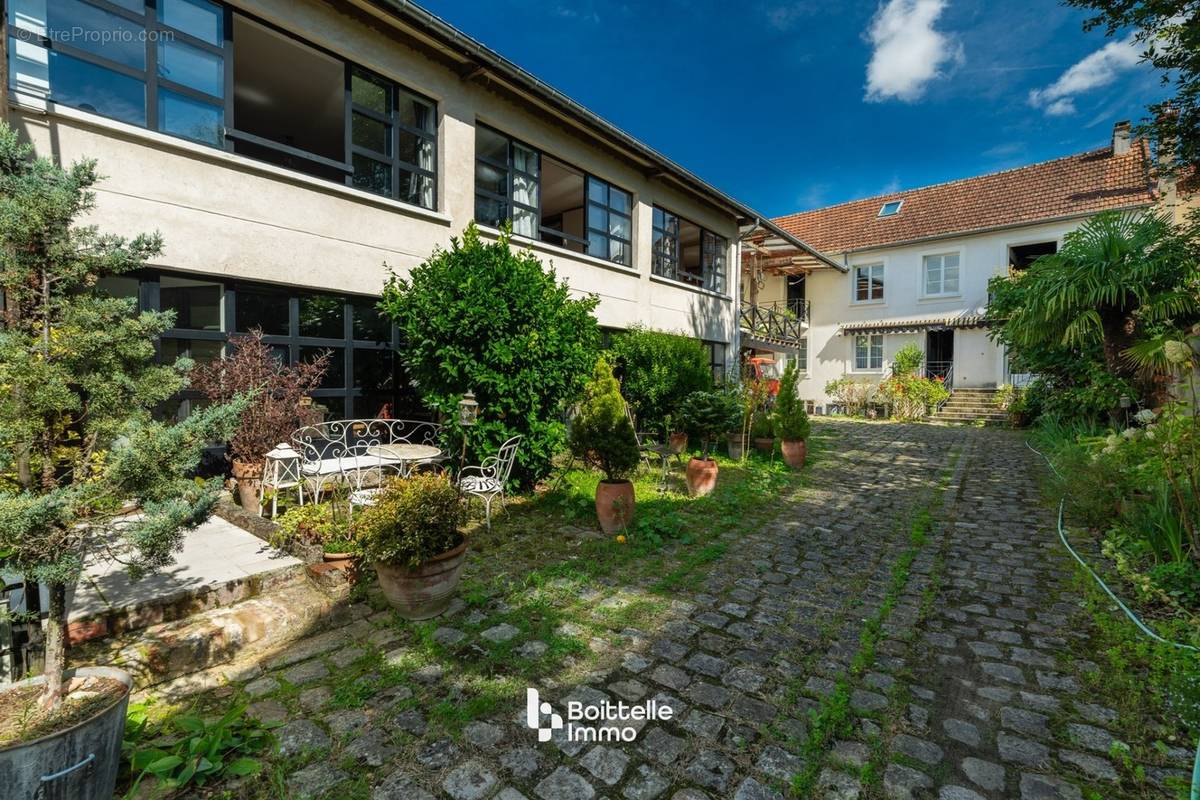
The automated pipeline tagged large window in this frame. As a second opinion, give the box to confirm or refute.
[853,263,884,303]
[474,125,632,266]
[923,252,960,296]
[854,334,884,371]
[703,340,727,382]
[8,0,437,210]
[652,207,726,293]
[95,270,419,420]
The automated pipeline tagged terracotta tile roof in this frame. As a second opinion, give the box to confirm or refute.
[772,141,1156,256]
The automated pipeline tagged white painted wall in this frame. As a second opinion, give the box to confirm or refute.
[6,0,739,364]
[753,219,1088,404]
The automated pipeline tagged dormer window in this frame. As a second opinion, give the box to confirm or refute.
[878,200,903,217]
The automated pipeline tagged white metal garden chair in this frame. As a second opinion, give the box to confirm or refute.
[338,442,407,522]
[457,435,522,531]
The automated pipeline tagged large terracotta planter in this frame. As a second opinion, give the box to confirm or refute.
[0,666,132,800]
[375,538,468,620]
[726,434,745,460]
[595,479,635,534]
[686,457,718,497]
[780,439,807,469]
[753,437,775,454]
[231,459,263,511]
[668,432,689,454]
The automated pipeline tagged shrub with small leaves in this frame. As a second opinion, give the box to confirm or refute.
[569,358,641,481]
[773,361,811,440]
[355,473,466,567]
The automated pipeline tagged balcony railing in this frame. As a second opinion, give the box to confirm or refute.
[740,299,809,346]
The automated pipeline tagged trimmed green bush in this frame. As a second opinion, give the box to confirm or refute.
[608,326,713,431]
[380,224,600,488]
[679,390,740,458]
[355,474,466,568]
[773,361,811,440]
[570,358,641,481]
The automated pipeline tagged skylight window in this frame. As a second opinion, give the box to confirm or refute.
[878,200,903,217]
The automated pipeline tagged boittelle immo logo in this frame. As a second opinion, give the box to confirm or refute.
[525,687,674,744]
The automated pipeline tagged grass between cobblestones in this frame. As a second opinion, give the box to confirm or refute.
[143,430,842,800]
[790,446,961,798]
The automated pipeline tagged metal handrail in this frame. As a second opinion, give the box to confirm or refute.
[931,364,955,413]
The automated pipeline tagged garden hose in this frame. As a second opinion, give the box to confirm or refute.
[1026,441,1199,800]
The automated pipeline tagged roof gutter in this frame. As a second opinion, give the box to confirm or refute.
[369,1,840,263]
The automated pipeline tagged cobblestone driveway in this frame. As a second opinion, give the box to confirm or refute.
[231,422,1190,799]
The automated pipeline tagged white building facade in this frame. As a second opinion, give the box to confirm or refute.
[4,0,810,417]
[744,123,1161,408]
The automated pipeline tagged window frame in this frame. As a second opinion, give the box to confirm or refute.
[9,0,440,211]
[702,340,727,382]
[796,337,808,372]
[851,262,885,304]
[651,205,728,294]
[473,123,633,267]
[853,333,884,372]
[922,251,961,297]
[112,269,414,420]
[347,66,438,210]
[585,176,633,267]
[878,200,903,217]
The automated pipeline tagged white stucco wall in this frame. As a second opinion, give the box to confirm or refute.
[6,0,739,360]
[752,219,1089,405]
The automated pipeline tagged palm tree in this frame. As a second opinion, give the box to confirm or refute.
[993,211,1198,391]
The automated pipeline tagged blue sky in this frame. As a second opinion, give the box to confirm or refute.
[418,0,1166,218]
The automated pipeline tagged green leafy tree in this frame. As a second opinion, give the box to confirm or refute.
[0,123,242,707]
[773,361,811,440]
[891,343,925,376]
[608,326,713,431]
[678,390,740,459]
[380,224,600,487]
[988,211,1199,413]
[570,358,641,482]
[1066,0,1200,185]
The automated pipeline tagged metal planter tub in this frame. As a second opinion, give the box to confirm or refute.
[0,666,132,800]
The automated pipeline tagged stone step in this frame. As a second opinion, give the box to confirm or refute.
[78,567,355,693]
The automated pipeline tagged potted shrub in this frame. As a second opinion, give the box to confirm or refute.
[272,503,357,571]
[192,331,328,510]
[750,412,775,454]
[355,473,468,619]
[570,359,642,534]
[0,125,243,799]
[773,361,811,469]
[664,415,689,455]
[678,390,740,497]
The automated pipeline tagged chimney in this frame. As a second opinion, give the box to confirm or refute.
[1112,120,1131,155]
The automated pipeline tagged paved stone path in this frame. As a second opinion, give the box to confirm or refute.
[225,422,1190,799]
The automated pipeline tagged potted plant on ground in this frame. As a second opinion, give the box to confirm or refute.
[773,361,811,469]
[664,415,689,455]
[0,124,243,799]
[355,473,468,619]
[678,390,741,497]
[751,412,775,454]
[271,502,358,572]
[191,331,328,510]
[570,359,641,534]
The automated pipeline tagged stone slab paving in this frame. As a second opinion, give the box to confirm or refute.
[212,422,1187,799]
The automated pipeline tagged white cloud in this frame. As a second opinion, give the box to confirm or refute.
[1028,36,1141,115]
[864,0,963,103]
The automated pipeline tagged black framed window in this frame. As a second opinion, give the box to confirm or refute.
[349,68,436,209]
[586,177,632,267]
[94,270,417,420]
[474,124,632,266]
[703,340,727,382]
[653,206,726,293]
[8,0,438,210]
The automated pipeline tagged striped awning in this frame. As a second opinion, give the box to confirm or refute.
[838,313,988,336]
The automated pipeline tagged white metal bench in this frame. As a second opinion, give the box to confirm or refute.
[292,419,444,502]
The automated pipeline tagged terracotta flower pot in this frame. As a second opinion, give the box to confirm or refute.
[726,434,745,460]
[780,439,807,469]
[324,551,359,580]
[753,437,775,454]
[231,459,263,510]
[595,479,635,534]
[374,538,468,620]
[686,457,719,497]
[668,432,689,454]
